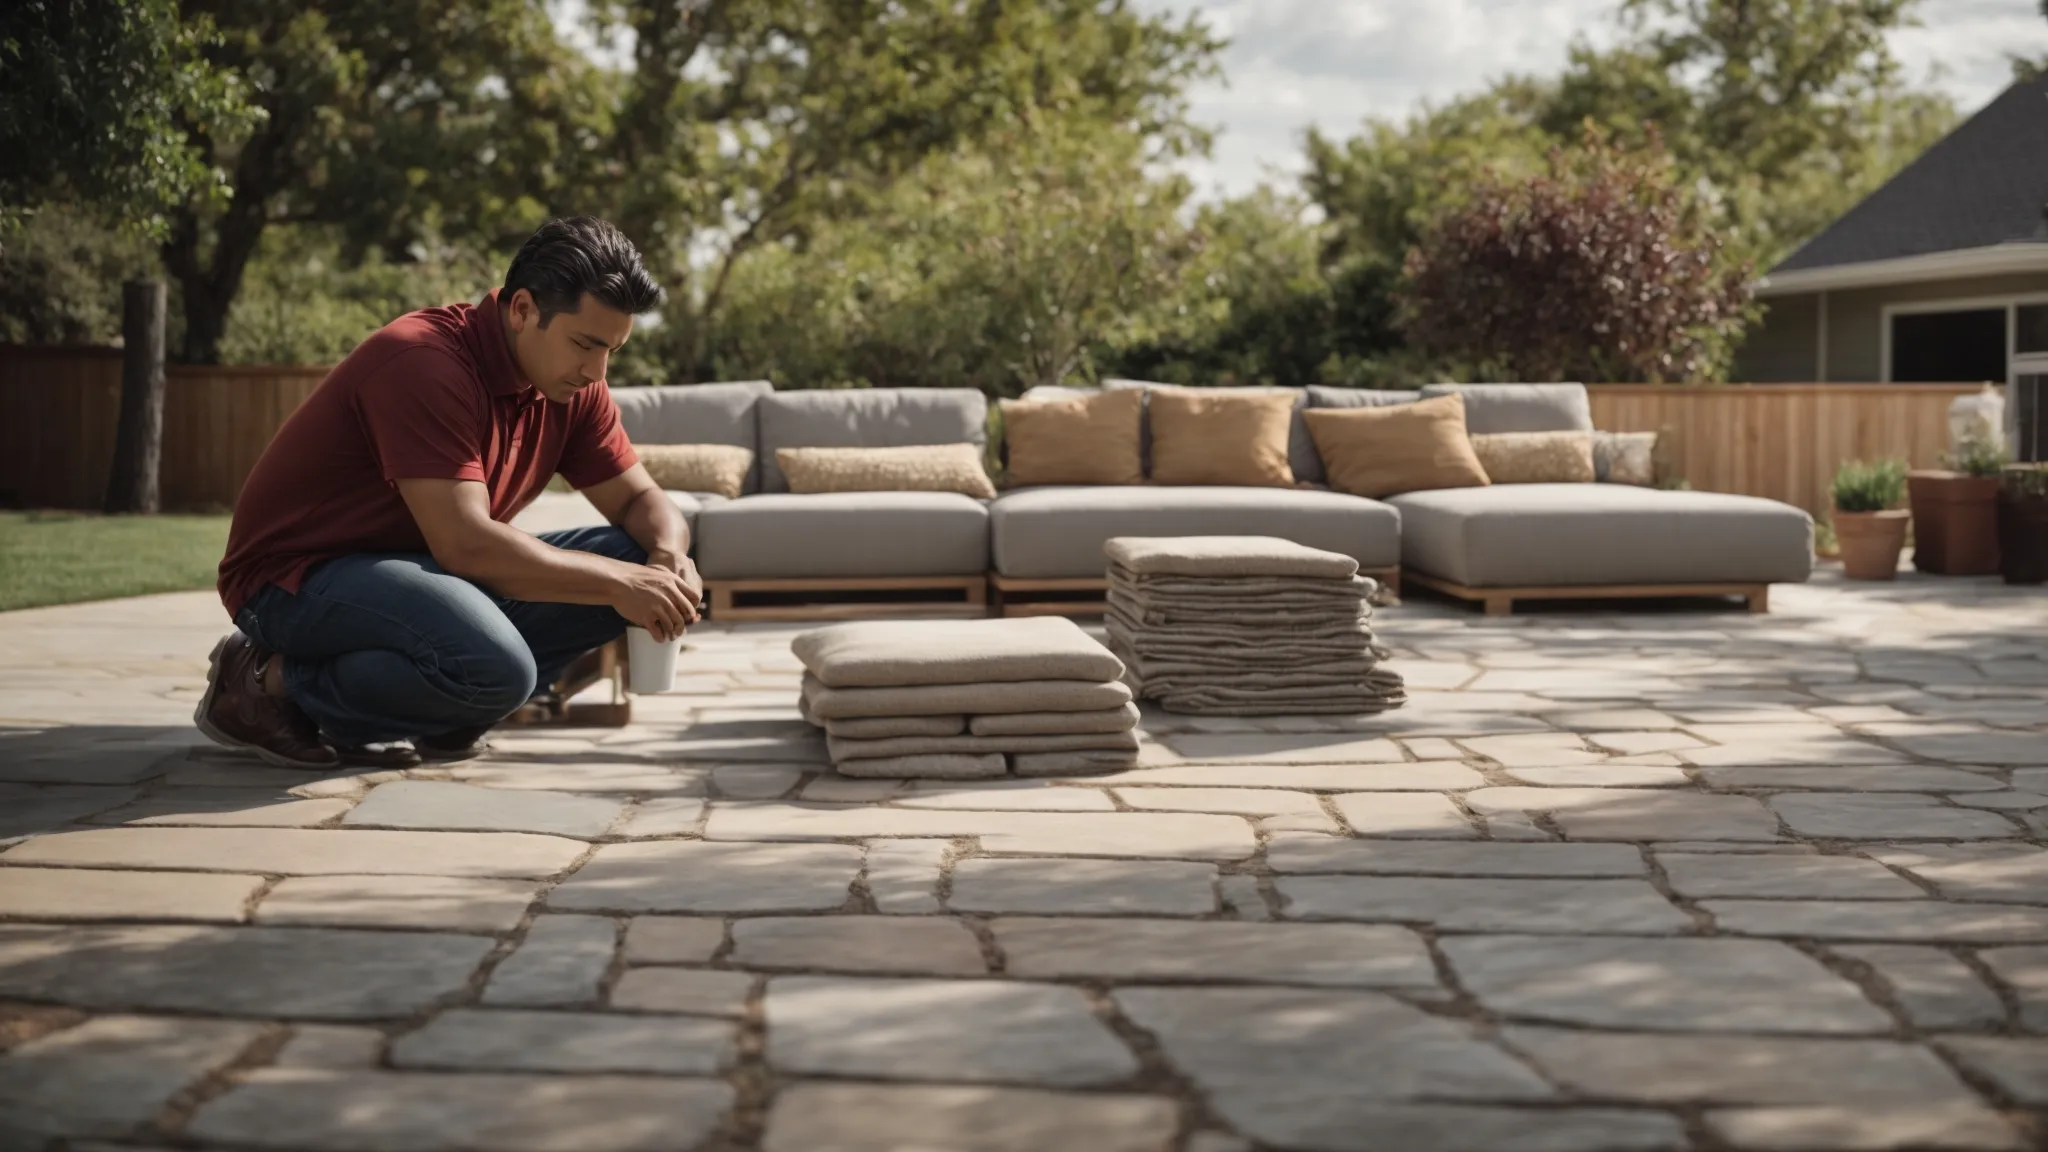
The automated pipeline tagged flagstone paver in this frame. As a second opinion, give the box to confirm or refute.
[760,1083,1179,1152]
[392,1008,733,1074]
[480,915,616,1006]
[187,1068,734,1150]
[4,577,2048,1148]
[607,967,755,1015]
[254,875,539,933]
[1441,935,1895,1033]
[0,1014,266,1141]
[766,976,1138,1085]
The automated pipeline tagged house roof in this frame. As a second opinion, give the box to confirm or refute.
[1769,74,2048,278]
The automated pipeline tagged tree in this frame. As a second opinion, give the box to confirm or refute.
[1539,0,1954,264]
[0,0,253,240]
[582,0,1222,383]
[1396,128,1755,384]
[2015,0,2048,79]
[706,121,1198,395]
[160,0,600,362]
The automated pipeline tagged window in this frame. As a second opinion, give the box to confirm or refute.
[2019,303,2048,356]
[1889,308,2007,383]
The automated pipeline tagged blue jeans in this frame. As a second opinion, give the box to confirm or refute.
[235,526,643,746]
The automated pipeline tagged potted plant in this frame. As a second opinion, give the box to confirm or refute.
[1831,458,1909,580]
[1908,436,2007,575]
[1999,464,2048,585]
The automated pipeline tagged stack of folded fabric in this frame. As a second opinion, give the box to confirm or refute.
[1104,535,1406,715]
[794,617,1142,778]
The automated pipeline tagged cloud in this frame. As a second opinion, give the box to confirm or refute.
[1139,0,2048,198]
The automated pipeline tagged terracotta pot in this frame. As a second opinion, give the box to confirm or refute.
[1833,508,1910,580]
[1907,470,2002,575]
[1999,491,2048,585]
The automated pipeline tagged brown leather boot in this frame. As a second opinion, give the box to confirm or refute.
[193,632,340,770]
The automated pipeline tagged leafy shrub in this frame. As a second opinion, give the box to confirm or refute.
[1396,125,1755,383]
[1832,458,1907,512]
[2004,464,2048,500]
[1943,436,2010,478]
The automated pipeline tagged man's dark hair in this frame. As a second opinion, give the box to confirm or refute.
[503,216,663,325]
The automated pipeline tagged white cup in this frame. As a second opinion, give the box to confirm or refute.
[625,626,683,694]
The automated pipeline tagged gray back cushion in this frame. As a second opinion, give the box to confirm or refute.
[757,387,989,493]
[1101,379,1319,485]
[610,380,775,493]
[1419,383,1593,435]
[1305,386,1421,410]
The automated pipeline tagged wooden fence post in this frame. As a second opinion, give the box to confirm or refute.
[105,279,168,514]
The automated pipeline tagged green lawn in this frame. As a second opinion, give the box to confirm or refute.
[0,511,231,612]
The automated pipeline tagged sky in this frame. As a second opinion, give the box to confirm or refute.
[1131,0,2048,198]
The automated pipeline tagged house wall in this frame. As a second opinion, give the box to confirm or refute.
[1826,272,2048,381]
[1731,294,1819,381]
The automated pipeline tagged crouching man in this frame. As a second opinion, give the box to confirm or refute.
[198,216,703,769]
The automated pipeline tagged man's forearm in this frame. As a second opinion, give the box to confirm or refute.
[438,521,635,604]
[618,487,690,560]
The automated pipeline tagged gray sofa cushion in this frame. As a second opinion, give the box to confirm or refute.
[693,492,990,579]
[990,485,1401,579]
[1388,484,1813,588]
[1305,386,1421,410]
[511,490,717,540]
[1419,383,1593,435]
[609,381,775,492]
[758,388,989,493]
[1102,379,1320,485]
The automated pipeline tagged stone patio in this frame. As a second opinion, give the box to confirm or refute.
[2,572,2047,1151]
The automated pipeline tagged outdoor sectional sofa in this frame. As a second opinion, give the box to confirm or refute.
[511,379,1813,619]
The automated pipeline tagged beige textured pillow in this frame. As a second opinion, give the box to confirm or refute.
[1594,430,1657,486]
[636,443,754,498]
[1000,389,1143,486]
[777,444,996,499]
[1302,393,1490,498]
[1148,390,1296,487]
[1471,431,1596,484]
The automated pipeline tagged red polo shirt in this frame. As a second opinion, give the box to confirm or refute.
[217,290,638,617]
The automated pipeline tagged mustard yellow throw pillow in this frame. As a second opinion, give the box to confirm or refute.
[636,443,754,499]
[1470,431,1597,484]
[1147,389,1296,487]
[999,389,1144,486]
[1302,393,1491,498]
[776,444,997,499]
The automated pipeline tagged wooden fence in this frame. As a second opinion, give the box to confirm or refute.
[1586,383,1987,517]
[0,344,1993,517]
[0,346,326,511]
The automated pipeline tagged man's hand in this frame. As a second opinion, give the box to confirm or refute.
[645,548,706,621]
[611,564,699,642]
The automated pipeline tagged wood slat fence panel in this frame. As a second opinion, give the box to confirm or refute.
[0,346,1991,518]
[1585,383,1985,518]
[0,346,327,511]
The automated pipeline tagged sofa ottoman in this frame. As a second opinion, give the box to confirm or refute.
[989,485,1402,581]
[1388,484,1813,614]
[696,492,990,579]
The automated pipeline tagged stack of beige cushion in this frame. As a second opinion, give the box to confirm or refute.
[1104,536,1406,715]
[793,618,1141,778]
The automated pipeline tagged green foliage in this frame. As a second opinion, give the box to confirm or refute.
[1832,458,1908,512]
[161,0,601,361]
[1943,437,2011,479]
[690,122,1197,396]
[1397,127,1756,383]
[0,0,256,240]
[2004,464,2048,500]
[216,228,501,365]
[583,0,1223,382]
[0,206,156,345]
